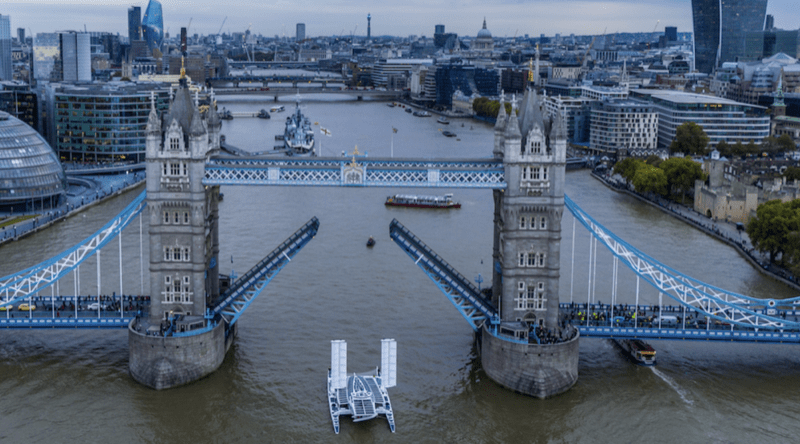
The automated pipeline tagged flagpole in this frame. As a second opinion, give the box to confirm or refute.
[391,128,394,158]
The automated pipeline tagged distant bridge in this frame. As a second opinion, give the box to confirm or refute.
[213,87,404,101]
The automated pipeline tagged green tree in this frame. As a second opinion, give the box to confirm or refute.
[660,157,706,203]
[784,166,800,182]
[644,155,663,168]
[613,158,643,185]
[777,134,797,153]
[747,200,800,264]
[669,122,709,156]
[632,164,668,196]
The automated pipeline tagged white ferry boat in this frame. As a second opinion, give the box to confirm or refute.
[613,339,656,366]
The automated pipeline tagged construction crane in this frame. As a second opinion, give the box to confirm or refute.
[244,23,254,62]
[579,28,604,81]
[647,20,661,50]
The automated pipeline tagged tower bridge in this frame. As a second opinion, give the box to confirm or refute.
[2,78,796,396]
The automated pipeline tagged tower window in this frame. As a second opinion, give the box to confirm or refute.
[519,252,526,267]
[519,216,526,229]
[163,211,169,224]
[184,212,189,224]
[540,217,547,230]
[170,137,180,150]
[174,212,179,224]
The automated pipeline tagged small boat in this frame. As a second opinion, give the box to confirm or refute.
[405,108,412,114]
[613,339,656,366]
[437,117,449,124]
[257,109,271,119]
[385,193,461,209]
[270,105,286,113]
[387,103,396,108]
[412,111,431,117]
[442,131,456,138]
[219,107,233,120]
[366,236,375,247]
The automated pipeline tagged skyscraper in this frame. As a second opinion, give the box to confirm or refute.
[0,15,11,81]
[367,14,371,39]
[128,6,142,43]
[435,24,445,36]
[692,0,768,74]
[142,0,164,53]
[33,33,61,82]
[665,26,677,42]
[60,32,91,82]
[296,23,305,41]
[17,28,24,44]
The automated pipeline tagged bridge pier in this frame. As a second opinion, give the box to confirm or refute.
[128,319,235,390]
[479,325,579,398]
[357,96,363,101]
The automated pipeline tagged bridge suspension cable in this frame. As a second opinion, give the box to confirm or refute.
[564,195,800,330]
[0,191,146,308]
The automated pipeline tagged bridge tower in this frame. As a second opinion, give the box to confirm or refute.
[483,88,579,398]
[129,67,231,390]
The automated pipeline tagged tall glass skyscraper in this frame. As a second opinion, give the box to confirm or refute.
[33,33,61,82]
[692,0,768,74]
[142,0,164,53]
[128,6,142,43]
[0,15,12,81]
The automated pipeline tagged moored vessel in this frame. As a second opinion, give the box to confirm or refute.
[385,193,461,209]
[283,100,315,156]
[437,116,449,124]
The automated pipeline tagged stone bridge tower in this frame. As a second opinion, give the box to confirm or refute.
[483,88,579,399]
[129,69,229,390]
[144,77,221,321]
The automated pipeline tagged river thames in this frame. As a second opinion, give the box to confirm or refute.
[0,95,799,443]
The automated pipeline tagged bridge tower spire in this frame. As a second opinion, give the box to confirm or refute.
[482,86,578,399]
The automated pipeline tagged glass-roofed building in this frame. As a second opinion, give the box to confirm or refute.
[0,110,66,212]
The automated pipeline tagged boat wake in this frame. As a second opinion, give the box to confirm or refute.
[650,367,693,406]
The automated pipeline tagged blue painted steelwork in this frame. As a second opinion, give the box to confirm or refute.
[564,195,800,330]
[0,192,146,307]
[0,317,133,329]
[576,326,800,344]
[389,219,497,331]
[212,217,320,325]
[204,157,506,189]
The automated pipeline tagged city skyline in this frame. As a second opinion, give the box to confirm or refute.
[3,0,797,40]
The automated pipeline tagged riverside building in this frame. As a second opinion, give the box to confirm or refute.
[588,99,659,158]
[630,89,770,150]
[46,82,170,163]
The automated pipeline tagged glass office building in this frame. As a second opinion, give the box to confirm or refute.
[49,83,170,163]
[33,33,61,82]
[692,0,768,73]
[142,0,164,53]
[0,15,12,81]
[0,110,66,211]
[128,6,142,43]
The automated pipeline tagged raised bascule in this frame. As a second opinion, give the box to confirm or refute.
[3,83,800,399]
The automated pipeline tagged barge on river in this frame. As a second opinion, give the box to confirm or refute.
[613,339,656,366]
[385,193,461,209]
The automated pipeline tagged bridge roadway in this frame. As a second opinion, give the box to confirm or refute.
[559,302,800,344]
[0,295,150,329]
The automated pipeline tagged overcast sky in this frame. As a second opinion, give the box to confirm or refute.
[3,0,798,39]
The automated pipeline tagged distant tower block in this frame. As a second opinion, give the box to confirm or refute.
[296,23,305,41]
[367,13,371,39]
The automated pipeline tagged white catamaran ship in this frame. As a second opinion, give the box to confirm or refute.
[327,339,397,434]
